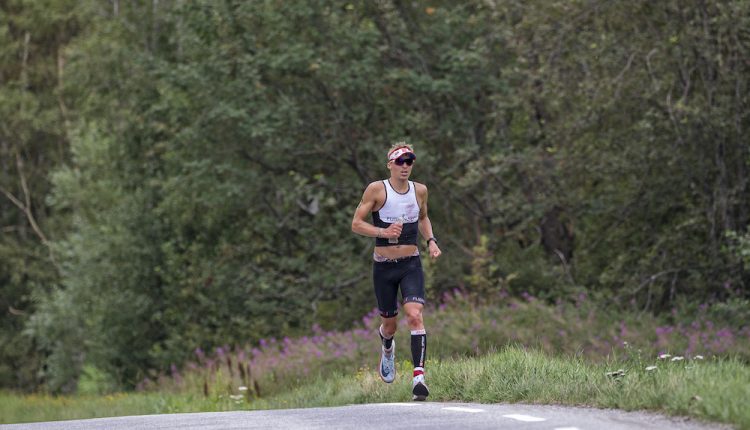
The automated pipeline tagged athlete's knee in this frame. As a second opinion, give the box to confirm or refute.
[381,317,397,336]
[404,306,423,327]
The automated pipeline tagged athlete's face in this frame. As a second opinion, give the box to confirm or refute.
[388,156,414,180]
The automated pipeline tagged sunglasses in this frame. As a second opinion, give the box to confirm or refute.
[393,157,415,166]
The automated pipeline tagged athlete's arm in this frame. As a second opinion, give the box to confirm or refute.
[416,183,442,260]
[351,183,401,239]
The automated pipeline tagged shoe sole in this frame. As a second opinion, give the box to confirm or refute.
[412,382,429,401]
[378,353,395,384]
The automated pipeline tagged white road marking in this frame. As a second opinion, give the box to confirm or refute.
[442,406,486,413]
[502,414,547,422]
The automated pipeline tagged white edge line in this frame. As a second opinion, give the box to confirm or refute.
[502,413,547,422]
[442,407,486,413]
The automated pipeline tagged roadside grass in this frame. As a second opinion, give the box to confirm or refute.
[3,346,748,428]
[4,295,747,426]
[0,391,241,424]
[250,346,749,429]
[148,292,750,403]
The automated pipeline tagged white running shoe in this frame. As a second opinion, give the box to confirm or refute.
[412,374,429,401]
[378,344,396,383]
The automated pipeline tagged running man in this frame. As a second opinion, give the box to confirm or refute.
[351,142,442,401]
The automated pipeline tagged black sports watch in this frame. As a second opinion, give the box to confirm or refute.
[426,237,438,246]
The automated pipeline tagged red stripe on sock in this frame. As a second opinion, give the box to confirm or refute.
[413,369,424,377]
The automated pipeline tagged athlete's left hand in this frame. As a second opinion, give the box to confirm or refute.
[429,241,441,260]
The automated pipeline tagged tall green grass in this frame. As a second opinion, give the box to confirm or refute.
[3,347,748,428]
[147,292,749,403]
[243,346,749,428]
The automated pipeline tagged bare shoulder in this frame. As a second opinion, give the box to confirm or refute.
[362,180,386,202]
[364,180,385,195]
[413,181,428,197]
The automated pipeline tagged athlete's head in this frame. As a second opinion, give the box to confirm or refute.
[387,142,416,180]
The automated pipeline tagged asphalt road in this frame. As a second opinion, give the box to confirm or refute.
[1,402,729,430]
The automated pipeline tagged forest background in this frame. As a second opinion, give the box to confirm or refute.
[1,0,749,395]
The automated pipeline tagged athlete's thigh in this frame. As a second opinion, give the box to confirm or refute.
[399,257,425,306]
[373,262,401,317]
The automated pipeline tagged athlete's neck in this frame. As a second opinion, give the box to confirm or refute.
[388,177,409,193]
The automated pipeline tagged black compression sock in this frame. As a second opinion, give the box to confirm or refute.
[379,325,394,350]
[410,329,426,368]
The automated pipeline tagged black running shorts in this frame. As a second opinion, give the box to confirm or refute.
[372,255,425,318]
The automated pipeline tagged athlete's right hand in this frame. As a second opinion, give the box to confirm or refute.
[382,222,403,239]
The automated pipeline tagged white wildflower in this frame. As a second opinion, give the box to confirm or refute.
[671,356,684,361]
[645,365,657,371]
[658,353,671,359]
[694,355,704,360]
[605,369,626,378]
[238,386,248,392]
[229,394,244,401]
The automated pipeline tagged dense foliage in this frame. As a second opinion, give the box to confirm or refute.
[1,0,748,392]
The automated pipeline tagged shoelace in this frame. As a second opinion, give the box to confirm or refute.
[382,352,395,373]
